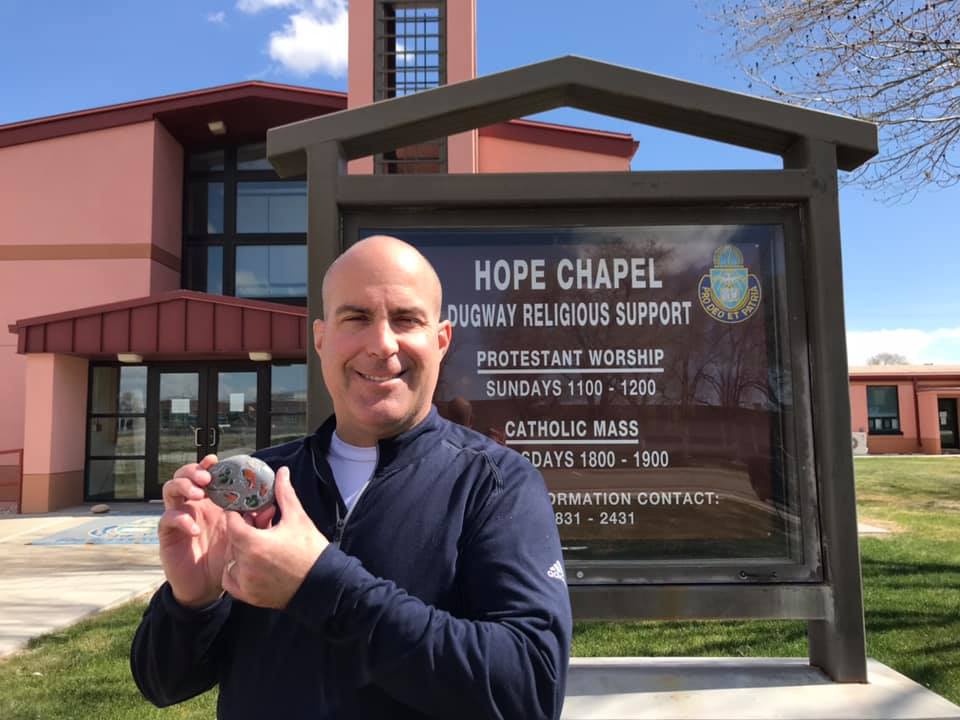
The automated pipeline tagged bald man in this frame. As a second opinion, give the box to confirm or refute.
[131,236,572,720]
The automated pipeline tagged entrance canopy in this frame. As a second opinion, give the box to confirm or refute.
[9,290,307,361]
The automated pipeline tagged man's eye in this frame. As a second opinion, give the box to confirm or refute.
[396,317,423,327]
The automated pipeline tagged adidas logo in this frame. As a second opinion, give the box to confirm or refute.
[547,560,565,581]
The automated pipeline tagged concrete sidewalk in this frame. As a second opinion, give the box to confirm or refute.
[0,506,894,661]
[1,508,958,719]
[0,505,164,658]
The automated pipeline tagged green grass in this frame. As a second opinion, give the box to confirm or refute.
[574,457,960,704]
[0,602,217,720]
[0,457,957,717]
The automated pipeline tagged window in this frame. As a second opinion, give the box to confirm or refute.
[867,386,901,434]
[375,0,446,173]
[270,364,307,445]
[237,181,307,234]
[86,366,147,500]
[186,181,224,234]
[183,143,305,303]
[236,245,307,298]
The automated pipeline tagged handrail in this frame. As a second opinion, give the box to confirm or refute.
[0,448,24,515]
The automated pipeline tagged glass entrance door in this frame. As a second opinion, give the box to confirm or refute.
[939,398,959,451]
[153,370,205,501]
[147,365,262,500]
[212,370,259,460]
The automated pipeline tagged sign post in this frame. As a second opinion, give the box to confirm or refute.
[268,56,878,682]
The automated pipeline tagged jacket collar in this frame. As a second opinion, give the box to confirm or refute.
[313,406,445,476]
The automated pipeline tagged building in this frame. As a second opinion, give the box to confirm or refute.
[849,365,960,455]
[0,0,637,512]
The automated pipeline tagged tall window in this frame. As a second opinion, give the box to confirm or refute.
[86,366,147,500]
[867,386,901,434]
[375,0,446,173]
[183,143,307,304]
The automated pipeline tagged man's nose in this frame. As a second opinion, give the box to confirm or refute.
[367,318,399,358]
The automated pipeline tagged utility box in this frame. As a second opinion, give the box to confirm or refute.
[852,432,869,456]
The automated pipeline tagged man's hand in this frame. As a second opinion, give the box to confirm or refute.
[221,467,329,609]
[158,455,273,609]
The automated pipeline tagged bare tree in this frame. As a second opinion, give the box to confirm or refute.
[867,351,909,365]
[713,0,960,198]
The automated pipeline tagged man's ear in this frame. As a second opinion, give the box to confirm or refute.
[312,318,325,356]
[437,319,452,359]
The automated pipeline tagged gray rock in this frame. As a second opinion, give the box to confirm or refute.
[91,503,110,514]
[206,455,275,513]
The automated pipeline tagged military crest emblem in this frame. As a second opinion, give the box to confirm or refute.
[698,245,761,323]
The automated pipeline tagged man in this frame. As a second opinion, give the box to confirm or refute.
[131,235,572,719]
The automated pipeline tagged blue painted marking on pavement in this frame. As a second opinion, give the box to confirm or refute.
[30,515,160,545]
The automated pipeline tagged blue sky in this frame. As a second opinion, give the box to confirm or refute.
[2,0,957,364]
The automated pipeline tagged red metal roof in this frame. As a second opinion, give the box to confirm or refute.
[8,291,308,361]
[0,81,348,149]
[0,81,636,157]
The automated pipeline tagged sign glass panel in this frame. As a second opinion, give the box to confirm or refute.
[359,219,814,583]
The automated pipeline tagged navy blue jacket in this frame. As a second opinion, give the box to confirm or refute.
[131,408,572,719]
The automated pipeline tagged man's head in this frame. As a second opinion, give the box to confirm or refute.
[313,235,452,446]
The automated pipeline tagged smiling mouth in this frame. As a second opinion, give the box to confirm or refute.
[356,370,405,382]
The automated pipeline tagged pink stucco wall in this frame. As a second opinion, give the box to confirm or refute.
[22,354,89,474]
[849,384,868,434]
[478,135,632,172]
[446,0,477,173]
[21,353,89,512]
[917,390,943,454]
[0,122,155,248]
[0,120,183,456]
[347,0,375,174]
[151,122,184,265]
[347,0,374,110]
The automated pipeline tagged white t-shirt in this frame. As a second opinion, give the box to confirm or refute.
[327,432,377,512]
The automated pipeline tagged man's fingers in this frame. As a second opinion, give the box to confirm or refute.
[273,467,305,518]
[162,476,207,509]
[158,508,201,537]
[199,454,219,469]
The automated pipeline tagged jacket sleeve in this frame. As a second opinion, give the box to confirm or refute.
[283,455,572,720]
[130,583,233,707]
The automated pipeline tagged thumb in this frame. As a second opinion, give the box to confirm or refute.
[273,467,305,520]
[224,507,255,549]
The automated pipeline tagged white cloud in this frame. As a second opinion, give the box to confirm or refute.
[395,41,417,66]
[237,0,301,12]
[236,0,348,77]
[207,11,226,24]
[846,327,960,366]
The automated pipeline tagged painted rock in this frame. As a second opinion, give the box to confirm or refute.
[206,455,275,512]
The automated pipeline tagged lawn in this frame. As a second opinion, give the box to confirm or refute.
[0,457,957,718]
[573,457,960,703]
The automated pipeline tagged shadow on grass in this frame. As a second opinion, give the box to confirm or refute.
[573,619,809,657]
[865,609,960,633]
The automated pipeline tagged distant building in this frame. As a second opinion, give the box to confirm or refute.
[849,365,960,455]
[0,0,637,512]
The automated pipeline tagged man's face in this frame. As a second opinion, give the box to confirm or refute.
[313,242,451,446]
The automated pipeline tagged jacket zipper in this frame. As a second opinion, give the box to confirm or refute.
[330,475,374,549]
